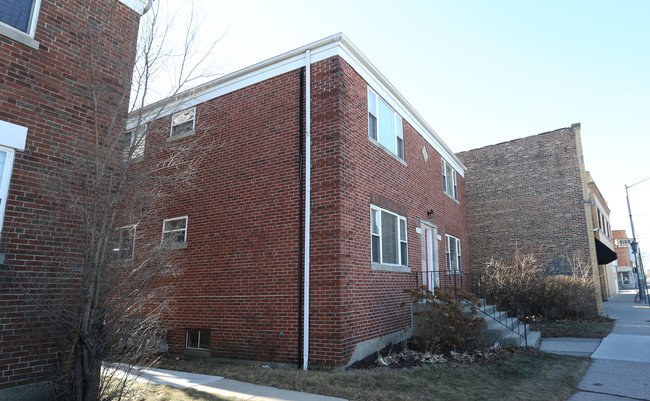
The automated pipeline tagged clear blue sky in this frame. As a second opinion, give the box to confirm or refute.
[163,0,650,259]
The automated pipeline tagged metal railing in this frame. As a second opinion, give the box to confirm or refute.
[410,270,537,346]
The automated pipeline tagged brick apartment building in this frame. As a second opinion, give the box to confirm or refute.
[0,1,147,399]
[126,33,469,367]
[613,230,634,288]
[457,125,615,316]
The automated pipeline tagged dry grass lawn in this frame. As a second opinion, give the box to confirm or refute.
[153,349,589,401]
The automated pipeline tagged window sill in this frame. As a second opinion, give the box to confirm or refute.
[167,129,195,142]
[124,155,144,164]
[163,241,188,250]
[368,137,407,167]
[443,192,460,205]
[446,270,462,275]
[0,23,39,50]
[183,348,210,358]
[371,263,410,273]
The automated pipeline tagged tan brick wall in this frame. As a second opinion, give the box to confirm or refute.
[457,124,601,316]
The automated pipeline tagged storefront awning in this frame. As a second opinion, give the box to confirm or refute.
[595,237,617,265]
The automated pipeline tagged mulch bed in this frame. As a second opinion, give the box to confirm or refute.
[347,339,527,370]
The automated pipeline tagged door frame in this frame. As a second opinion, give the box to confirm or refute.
[420,220,439,292]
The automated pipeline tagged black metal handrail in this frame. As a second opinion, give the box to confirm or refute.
[410,270,536,346]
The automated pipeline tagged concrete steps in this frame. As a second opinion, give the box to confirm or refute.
[466,300,541,348]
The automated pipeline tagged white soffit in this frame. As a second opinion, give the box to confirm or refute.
[0,120,27,151]
[118,0,151,15]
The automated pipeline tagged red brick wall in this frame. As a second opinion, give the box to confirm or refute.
[149,55,468,366]
[143,69,304,364]
[0,0,140,390]
[309,57,468,364]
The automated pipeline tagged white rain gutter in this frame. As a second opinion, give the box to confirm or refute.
[302,49,311,371]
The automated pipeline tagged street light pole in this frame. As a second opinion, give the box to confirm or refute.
[626,177,650,304]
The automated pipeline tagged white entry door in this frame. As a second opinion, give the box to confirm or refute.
[422,224,439,292]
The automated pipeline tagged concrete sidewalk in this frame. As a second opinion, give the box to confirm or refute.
[105,363,349,401]
[568,289,650,400]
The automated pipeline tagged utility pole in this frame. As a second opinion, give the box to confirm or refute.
[626,177,650,304]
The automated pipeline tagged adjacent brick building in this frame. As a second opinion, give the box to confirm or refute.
[127,33,469,367]
[613,229,634,288]
[586,172,618,299]
[457,125,612,316]
[0,1,147,398]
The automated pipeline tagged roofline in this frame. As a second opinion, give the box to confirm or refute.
[131,32,466,173]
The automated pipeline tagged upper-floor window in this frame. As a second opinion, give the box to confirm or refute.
[371,205,407,266]
[446,234,461,272]
[162,216,188,247]
[442,159,458,200]
[0,0,40,36]
[170,108,195,139]
[123,125,146,161]
[112,225,136,261]
[368,88,404,160]
[616,238,631,247]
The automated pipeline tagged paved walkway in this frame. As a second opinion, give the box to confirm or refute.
[104,363,348,401]
[542,289,650,401]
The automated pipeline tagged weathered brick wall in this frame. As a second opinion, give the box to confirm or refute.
[0,0,140,390]
[145,55,468,366]
[457,126,593,269]
[457,126,600,315]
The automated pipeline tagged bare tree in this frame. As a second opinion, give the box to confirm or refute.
[5,1,221,400]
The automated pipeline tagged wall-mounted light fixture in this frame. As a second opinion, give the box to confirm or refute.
[427,210,434,219]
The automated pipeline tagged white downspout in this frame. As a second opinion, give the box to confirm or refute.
[302,49,311,371]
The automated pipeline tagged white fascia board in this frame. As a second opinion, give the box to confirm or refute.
[0,120,27,151]
[128,32,466,176]
[118,0,151,15]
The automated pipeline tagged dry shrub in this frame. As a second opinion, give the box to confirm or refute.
[403,286,484,353]
[479,251,598,319]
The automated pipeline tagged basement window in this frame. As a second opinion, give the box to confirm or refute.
[186,328,210,350]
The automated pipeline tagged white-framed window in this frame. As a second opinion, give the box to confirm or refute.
[368,88,404,160]
[442,159,458,200]
[170,108,195,138]
[616,238,632,247]
[112,225,136,261]
[123,125,146,160]
[185,328,210,350]
[371,205,408,266]
[162,216,188,244]
[0,0,41,36]
[446,234,461,272]
[0,145,17,236]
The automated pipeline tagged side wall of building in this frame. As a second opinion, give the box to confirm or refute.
[0,0,141,394]
[457,125,601,316]
[145,54,468,366]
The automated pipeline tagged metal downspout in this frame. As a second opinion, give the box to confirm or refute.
[302,49,311,371]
